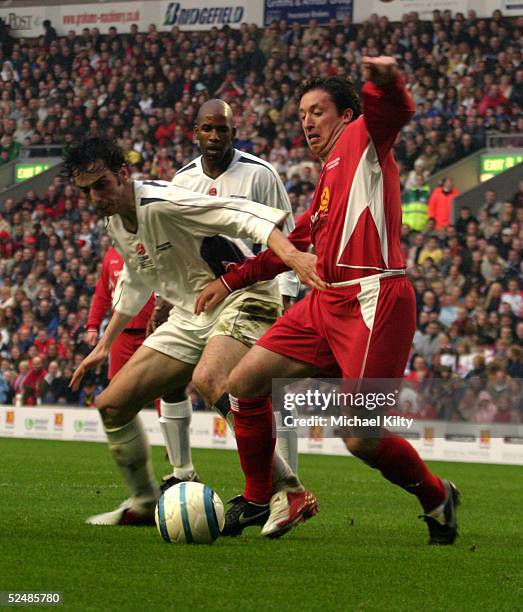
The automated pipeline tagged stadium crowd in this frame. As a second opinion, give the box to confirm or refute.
[0,11,521,422]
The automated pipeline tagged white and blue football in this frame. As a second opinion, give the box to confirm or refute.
[155,481,224,544]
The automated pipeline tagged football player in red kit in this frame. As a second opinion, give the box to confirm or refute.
[195,57,460,543]
[86,246,155,379]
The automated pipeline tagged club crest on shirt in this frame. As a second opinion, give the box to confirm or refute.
[319,186,330,213]
[208,187,217,196]
[134,242,154,269]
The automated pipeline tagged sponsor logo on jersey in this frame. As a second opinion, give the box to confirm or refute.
[319,186,330,213]
[134,243,155,270]
[208,187,217,196]
[155,241,172,253]
[325,156,341,172]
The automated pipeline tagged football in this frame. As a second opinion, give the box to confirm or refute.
[155,481,225,544]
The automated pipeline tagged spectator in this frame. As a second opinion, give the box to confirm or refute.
[401,175,430,231]
[79,379,101,407]
[22,355,47,405]
[418,236,444,266]
[481,245,507,283]
[427,178,459,229]
[501,278,522,317]
[480,189,503,218]
[39,360,68,404]
[454,206,477,236]
[473,390,497,423]
[413,320,443,364]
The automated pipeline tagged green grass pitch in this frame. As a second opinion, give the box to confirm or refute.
[0,438,521,611]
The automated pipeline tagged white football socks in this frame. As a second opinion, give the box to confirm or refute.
[104,416,159,511]
[159,397,196,481]
[275,409,299,474]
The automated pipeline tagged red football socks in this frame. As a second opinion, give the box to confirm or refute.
[230,395,275,505]
[370,431,446,513]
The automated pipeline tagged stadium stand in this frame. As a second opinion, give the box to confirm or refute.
[0,12,521,422]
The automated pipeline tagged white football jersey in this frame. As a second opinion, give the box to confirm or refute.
[172,149,299,297]
[109,180,286,327]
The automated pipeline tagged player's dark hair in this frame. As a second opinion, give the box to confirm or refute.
[298,76,361,119]
[63,137,126,177]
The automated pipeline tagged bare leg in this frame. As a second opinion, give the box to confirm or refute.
[93,346,194,517]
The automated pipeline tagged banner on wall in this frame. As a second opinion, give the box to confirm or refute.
[354,0,468,22]
[0,6,53,38]
[503,0,523,13]
[1,405,523,466]
[0,1,264,37]
[353,0,523,22]
[264,0,353,26]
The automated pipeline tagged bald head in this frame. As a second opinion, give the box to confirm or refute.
[196,99,233,126]
[194,99,236,176]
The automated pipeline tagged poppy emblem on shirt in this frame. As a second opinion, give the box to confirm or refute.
[136,243,146,256]
[319,186,330,213]
[208,187,217,196]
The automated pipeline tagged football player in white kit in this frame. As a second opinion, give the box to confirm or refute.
[66,137,322,531]
[151,100,300,493]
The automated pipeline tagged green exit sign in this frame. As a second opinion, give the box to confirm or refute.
[15,162,52,182]
[480,154,523,182]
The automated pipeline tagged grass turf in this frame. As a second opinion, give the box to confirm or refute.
[0,438,521,612]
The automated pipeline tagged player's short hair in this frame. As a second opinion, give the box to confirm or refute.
[298,76,361,119]
[63,137,126,179]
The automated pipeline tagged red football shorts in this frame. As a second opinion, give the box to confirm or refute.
[257,274,416,378]
[108,329,146,379]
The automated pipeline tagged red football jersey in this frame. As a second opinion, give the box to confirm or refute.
[87,246,155,332]
[222,77,415,291]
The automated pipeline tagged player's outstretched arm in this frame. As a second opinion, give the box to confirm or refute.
[69,310,132,391]
[266,227,325,291]
[195,226,324,315]
[220,206,314,292]
[361,55,415,161]
[194,278,230,315]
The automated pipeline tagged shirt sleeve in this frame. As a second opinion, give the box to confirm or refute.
[361,76,415,164]
[87,253,112,331]
[153,188,288,246]
[112,261,154,317]
[222,206,313,293]
[260,169,300,298]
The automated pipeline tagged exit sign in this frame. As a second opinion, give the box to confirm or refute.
[480,153,523,181]
[15,162,52,182]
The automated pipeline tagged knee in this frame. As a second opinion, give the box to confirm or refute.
[192,367,225,405]
[96,392,127,429]
[227,365,253,399]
